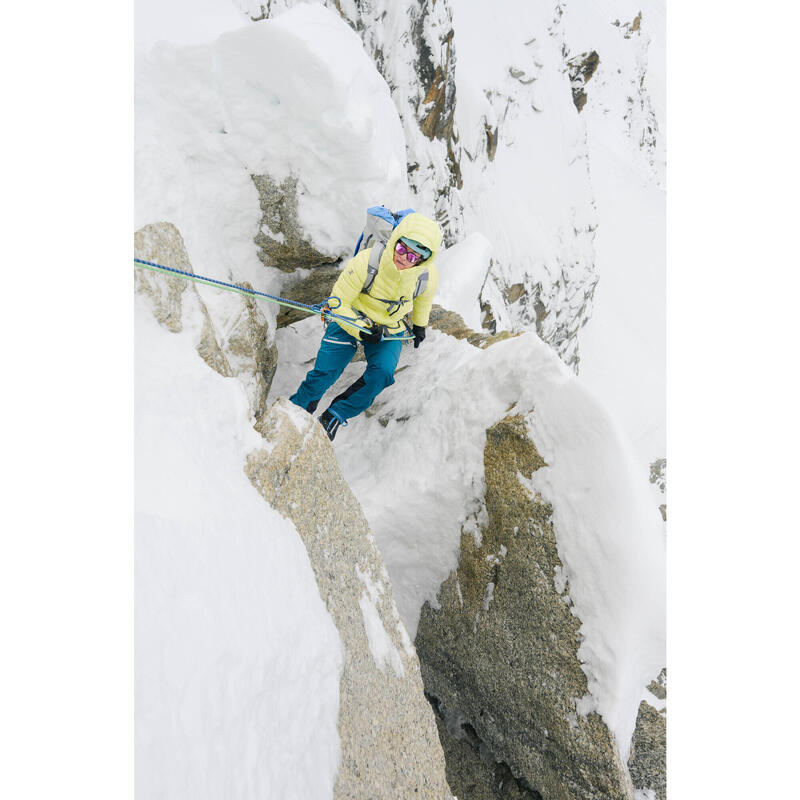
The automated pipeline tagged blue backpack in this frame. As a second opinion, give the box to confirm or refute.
[354,205,429,299]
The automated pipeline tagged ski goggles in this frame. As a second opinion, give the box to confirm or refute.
[394,240,428,265]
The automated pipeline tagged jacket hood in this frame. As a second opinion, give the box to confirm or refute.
[380,212,443,275]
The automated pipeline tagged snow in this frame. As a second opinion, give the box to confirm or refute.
[270,323,665,760]
[355,567,405,677]
[577,157,665,469]
[562,0,666,471]
[135,0,247,53]
[449,0,666,476]
[435,233,492,331]
[135,0,665,778]
[135,1,409,315]
[135,294,344,799]
[450,0,597,347]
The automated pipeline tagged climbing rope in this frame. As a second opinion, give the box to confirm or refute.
[133,258,413,341]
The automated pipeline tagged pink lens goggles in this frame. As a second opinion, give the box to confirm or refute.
[394,241,425,264]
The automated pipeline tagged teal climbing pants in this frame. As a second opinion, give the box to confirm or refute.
[289,323,403,420]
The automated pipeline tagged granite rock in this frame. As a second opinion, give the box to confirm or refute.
[134,221,278,420]
[133,222,192,334]
[415,413,634,800]
[252,174,333,272]
[244,398,453,799]
[628,670,666,800]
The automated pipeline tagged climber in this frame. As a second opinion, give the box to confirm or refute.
[289,211,442,440]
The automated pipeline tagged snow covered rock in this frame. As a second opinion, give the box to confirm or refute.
[445,0,599,369]
[567,50,600,113]
[134,222,193,334]
[427,304,517,349]
[254,0,465,244]
[135,222,278,421]
[649,458,667,521]
[252,173,335,272]
[244,398,453,800]
[415,413,636,800]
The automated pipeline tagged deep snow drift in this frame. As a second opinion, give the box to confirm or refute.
[135,294,344,798]
[135,2,409,299]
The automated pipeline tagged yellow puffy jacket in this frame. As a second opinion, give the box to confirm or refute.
[328,212,442,341]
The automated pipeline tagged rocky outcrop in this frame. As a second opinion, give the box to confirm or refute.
[613,13,643,40]
[428,304,518,349]
[431,708,545,800]
[603,10,663,183]
[244,399,453,800]
[413,17,462,198]
[415,414,634,800]
[649,458,666,521]
[567,51,600,113]
[628,671,666,800]
[275,264,343,327]
[358,0,463,239]
[133,222,192,333]
[478,266,598,373]
[252,174,334,272]
[134,222,278,420]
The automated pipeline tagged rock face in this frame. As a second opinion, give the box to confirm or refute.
[431,710,545,800]
[649,458,667,521]
[415,414,634,800]
[567,51,600,113]
[478,262,598,374]
[133,222,193,334]
[252,174,334,272]
[275,264,344,327]
[134,222,278,421]
[628,671,666,800]
[244,399,453,800]
[428,304,518,349]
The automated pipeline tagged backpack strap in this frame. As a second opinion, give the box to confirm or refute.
[413,269,429,299]
[362,248,383,294]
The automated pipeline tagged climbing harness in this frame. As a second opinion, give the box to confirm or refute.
[133,258,413,341]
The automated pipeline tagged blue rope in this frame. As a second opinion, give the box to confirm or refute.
[134,258,319,309]
[133,257,412,341]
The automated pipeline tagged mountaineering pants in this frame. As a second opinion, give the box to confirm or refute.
[289,322,403,421]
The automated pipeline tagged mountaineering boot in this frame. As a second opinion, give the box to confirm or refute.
[318,408,346,441]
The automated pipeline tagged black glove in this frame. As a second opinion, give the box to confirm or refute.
[361,324,385,344]
[412,325,426,349]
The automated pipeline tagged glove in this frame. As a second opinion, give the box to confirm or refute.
[412,325,426,349]
[361,324,385,344]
